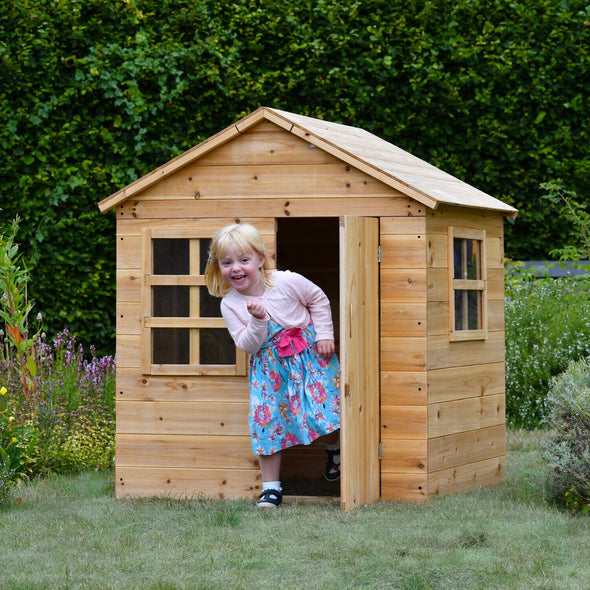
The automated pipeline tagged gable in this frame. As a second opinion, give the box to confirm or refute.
[136,121,401,201]
[98,107,517,218]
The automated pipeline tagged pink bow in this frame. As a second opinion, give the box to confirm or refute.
[277,327,308,357]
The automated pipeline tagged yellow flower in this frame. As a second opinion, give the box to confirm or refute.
[0,386,6,395]
[8,416,15,422]
[11,437,18,444]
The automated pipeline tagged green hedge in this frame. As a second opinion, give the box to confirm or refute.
[1,0,589,352]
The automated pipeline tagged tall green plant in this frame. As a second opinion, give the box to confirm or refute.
[0,217,42,413]
[542,182,590,263]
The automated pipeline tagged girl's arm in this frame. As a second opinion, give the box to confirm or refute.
[221,300,268,355]
[316,339,336,356]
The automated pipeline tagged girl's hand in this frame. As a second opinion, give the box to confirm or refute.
[247,300,267,320]
[316,339,335,357]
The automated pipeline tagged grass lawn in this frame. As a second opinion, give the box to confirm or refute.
[1,430,588,590]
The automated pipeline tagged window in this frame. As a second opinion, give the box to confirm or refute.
[448,227,487,341]
[141,229,247,375]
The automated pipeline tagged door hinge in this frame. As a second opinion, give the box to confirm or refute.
[378,441,382,460]
[377,244,382,263]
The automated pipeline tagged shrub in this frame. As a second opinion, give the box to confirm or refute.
[505,275,590,428]
[543,357,590,514]
[1,0,589,351]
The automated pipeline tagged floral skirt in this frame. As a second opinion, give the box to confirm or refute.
[248,319,341,456]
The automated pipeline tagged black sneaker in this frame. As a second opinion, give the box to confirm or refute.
[325,449,341,481]
[256,488,282,508]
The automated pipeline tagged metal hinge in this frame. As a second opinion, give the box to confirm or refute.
[378,244,382,263]
[378,441,382,460]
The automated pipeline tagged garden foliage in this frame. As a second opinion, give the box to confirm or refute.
[0,220,115,503]
[1,0,589,353]
[543,357,590,514]
[505,274,590,429]
[0,330,116,497]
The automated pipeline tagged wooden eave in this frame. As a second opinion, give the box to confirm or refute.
[98,107,518,218]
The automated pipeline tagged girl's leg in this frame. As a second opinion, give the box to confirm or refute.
[259,451,282,482]
[257,452,283,507]
[324,429,341,481]
[322,429,340,446]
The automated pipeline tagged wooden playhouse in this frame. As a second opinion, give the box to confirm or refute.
[98,107,517,509]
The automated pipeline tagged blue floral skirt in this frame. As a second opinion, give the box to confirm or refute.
[248,319,341,456]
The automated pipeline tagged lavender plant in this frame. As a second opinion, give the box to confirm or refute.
[24,330,116,474]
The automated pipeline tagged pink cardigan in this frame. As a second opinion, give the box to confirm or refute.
[220,270,335,355]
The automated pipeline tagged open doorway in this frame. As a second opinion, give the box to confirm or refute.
[276,217,341,498]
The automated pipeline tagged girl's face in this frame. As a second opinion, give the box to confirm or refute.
[219,247,265,296]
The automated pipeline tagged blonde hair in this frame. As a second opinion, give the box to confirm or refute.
[204,223,273,297]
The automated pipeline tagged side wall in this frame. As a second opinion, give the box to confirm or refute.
[379,215,429,502]
[425,206,506,496]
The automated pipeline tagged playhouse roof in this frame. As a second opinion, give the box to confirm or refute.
[98,107,518,218]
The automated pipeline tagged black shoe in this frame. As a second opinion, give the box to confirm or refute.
[256,488,282,508]
[325,449,341,481]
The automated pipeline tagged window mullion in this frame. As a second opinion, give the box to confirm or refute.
[190,239,200,365]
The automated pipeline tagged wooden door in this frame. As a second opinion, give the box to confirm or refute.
[339,216,380,509]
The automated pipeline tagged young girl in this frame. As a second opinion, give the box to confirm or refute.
[205,223,341,508]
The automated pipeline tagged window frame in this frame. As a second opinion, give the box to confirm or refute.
[141,228,247,376]
[448,227,488,342]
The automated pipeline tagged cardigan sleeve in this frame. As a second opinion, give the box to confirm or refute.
[220,298,269,355]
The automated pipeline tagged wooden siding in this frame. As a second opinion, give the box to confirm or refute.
[425,205,506,496]
[380,216,428,501]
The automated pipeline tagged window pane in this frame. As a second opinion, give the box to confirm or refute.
[153,286,189,317]
[152,328,190,364]
[454,290,481,331]
[199,329,236,364]
[453,238,480,280]
[153,239,190,275]
[199,287,222,318]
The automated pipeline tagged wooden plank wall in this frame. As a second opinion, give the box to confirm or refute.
[425,206,506,496]
[379,215,429,502]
